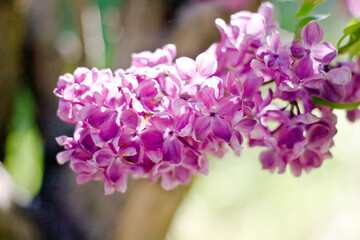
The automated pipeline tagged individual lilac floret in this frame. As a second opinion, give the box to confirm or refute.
[252,31,291,83]
[215,10,266,50]
[257,31,290,70]
[193,87,242,142]
[173,52,221,97]
[290,21,337,79]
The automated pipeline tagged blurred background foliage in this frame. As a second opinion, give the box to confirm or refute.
[0,0,359,239]
[4,87,43,197]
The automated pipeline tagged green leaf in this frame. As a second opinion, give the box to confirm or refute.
[349,40,360,58]
[338,37,360,55]
[296,0,326,18]
[312,96,360,110]
[343,19,360,35]
[294,14,329,40]
[337,18,360,57]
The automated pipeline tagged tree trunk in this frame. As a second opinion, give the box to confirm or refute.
[0,0,24,161]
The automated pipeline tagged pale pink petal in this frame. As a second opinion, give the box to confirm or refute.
[246,14,266,39]
[56,150,73,164]
[175,57,197,81]
[312,42,337,64]
[196,52,218,78]
[326,66,352,85]
[258,1,274,24]
[267,31,281,52]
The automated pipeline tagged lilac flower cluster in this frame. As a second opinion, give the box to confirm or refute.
[55,2,360,193]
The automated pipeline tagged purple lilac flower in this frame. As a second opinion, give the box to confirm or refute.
[290,21,337,79]
[54,46,231,193]
[54,2,359,193]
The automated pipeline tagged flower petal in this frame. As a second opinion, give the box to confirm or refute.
[123,141,143,164]
[196,52,217,78]
[260,149,276,170]
[174,166,191,184]
[93,149,114,167]
[293,55,314,79]
[107,157,123,183]
[87,108,113,128]
[56,150,73,164]
[258,1,274,24]
[212,116,232,142]
[196,86,217,109]
[194,116,212,142]
[99,113,121,142]
[229,130,243,156]
[234,118,257,133]
[161,172,178,190]
[175,57,197,81]
[182,150,201,171]
[138,79,159,98]
[312,42,337,64]
[163,137,184,164]
[301,21,323,47]
[246,13,266,40]
[77,174,97,185]
[140,129,164,149]
[243,76,263,99]
[307,124,330,147]
[267,31,281,52]
[217,96,241,117]
[278,126,304,149]
[319,80,345,103]
[290,40,306,59]
[326,66,352,85]
[299,149,322,169]
[121,109,139,129]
